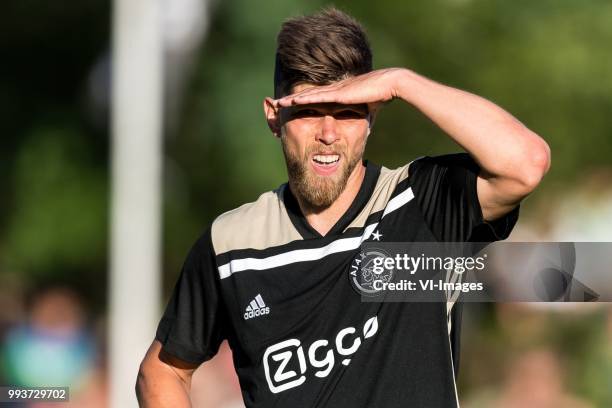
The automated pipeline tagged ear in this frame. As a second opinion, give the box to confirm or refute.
[367,111,377,134]
[263,97,281,137]
[366,103,380,129]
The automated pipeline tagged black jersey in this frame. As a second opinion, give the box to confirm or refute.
[155,153,520,407]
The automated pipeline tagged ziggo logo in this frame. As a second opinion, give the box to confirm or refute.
[262,316,379,393]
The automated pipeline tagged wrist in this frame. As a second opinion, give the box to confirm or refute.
[391,68,421,103]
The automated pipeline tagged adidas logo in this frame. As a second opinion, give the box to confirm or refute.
[244,294,270,320]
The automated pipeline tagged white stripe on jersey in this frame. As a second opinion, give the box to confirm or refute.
[383,186,414,218]
[218,187,415,279]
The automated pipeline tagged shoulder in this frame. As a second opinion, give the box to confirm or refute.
[210,186,301,255]
[408,153,478,177]
[377,162,411,191]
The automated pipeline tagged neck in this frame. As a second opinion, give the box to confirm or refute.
[294,162,367,236]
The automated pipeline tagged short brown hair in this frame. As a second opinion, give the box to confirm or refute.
[274,7,373,98]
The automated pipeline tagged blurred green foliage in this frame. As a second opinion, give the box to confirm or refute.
[0,0,109,306]
[6,124,107,273]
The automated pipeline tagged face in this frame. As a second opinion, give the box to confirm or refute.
[268,83,371,209]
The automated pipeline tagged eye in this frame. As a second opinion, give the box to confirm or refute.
[334,110,367,120]
[292,109,322,118]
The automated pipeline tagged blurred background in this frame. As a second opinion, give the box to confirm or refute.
[1,0,611,407]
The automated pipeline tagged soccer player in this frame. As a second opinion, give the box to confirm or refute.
[137,7,550,407]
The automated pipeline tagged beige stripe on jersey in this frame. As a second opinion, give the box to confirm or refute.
[344,163,411,231]
[211,187,302,256]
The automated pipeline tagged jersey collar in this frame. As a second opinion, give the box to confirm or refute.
[283,160,381,239]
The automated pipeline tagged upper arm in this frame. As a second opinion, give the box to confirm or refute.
[141,226,230,406]
[137,340,199,406]
[154,228,227,365]
[476,171,523,222]
[141,340,199,383]
[409,153,520,242]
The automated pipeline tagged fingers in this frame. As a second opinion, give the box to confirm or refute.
[278,91,338,107]
[275,80,347,107]
[275,87,339,107]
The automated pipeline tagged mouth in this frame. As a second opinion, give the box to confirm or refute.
[311,153,341,176]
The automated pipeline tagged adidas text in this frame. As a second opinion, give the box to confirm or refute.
[244,294,270,320]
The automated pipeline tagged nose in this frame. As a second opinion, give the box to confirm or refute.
[316,115,339,145]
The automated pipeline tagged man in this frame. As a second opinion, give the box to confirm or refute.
[137,7,550,407]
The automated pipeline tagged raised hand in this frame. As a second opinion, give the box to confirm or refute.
[274,68,405,115]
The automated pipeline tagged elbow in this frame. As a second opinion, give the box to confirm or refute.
[518,138,551,192]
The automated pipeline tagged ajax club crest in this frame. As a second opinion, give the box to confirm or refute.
[349,248,394,296]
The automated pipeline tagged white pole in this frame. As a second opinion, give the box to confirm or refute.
[110,0,163,406]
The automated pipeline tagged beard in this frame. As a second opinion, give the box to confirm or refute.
[281,138,365,210]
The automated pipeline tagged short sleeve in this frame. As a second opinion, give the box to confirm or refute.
[155,227,226,365]
[409,153,520,242]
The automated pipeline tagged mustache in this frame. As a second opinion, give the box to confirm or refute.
[304,144,347,157]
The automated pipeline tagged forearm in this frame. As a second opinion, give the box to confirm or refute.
[393,68,550,185]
